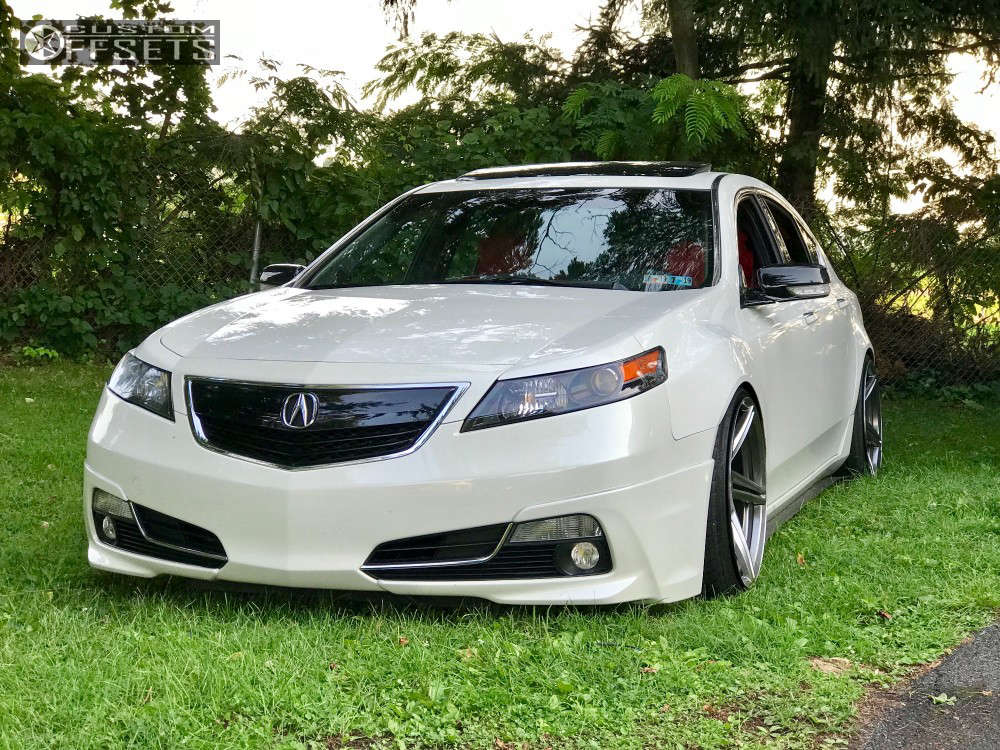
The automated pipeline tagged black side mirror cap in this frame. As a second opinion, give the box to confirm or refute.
[756,264,830,300]
[259,263,306,289]
[741,288,775,307]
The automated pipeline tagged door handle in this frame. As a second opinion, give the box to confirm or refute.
[802,310,817,325]
[836,297,849,309]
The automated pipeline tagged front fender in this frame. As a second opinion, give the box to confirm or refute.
[638,321,752,441]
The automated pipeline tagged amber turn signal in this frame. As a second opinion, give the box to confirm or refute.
[622,349,664,384]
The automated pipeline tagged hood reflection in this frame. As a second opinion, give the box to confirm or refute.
[160,285,676,366]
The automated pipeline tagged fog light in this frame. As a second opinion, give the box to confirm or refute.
[92,489,133,521]
[570,541,600,570]
[510,514,603,543]
[100,514,117,542]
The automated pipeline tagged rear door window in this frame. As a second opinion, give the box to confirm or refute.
[795,220,825,267]
[760,197,815,264]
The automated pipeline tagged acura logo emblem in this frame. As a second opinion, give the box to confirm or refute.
[281,392,319,429]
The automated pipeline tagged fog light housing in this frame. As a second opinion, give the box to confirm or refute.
[510,514,612,577]
[509,514,603,543]
[92,488,134,521]
[570,541,600,570]
[100,515,117,542]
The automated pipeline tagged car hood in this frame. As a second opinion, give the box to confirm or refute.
[159,284,693,368]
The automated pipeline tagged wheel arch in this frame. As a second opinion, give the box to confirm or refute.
[851,347,876,409]
[701,376,769,597]
[719,380,766,455]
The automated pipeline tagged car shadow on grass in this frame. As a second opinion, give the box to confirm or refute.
[88,567,686,621]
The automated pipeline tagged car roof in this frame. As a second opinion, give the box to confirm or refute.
[461,161,711,179]
[416,162,729,193]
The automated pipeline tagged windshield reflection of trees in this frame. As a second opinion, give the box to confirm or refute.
[309,188,714,291]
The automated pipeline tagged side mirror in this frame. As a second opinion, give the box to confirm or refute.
[756,264,830,300]
[259,263,305,289]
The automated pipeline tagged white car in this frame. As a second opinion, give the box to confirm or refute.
[85,162,882,604]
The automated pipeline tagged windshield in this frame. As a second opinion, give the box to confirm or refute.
[302,187,715,292]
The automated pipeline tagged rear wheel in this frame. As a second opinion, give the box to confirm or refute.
[840,356,882,477]
[702,390,767,597]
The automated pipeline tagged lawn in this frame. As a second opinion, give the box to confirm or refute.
[1,362,998,749]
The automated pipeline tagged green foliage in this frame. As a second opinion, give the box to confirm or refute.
[0,73,151,257]
[888,370,1000,407]
[18,344,59,361]
[562,81,658,159]
[563,75,755,169]
[0,278,245,357]
[650,74,745,145]
[1,0,998,373]
[364,32,570,110]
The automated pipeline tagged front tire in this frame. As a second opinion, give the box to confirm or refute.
[702,389,767,597]
[840,355,883,477]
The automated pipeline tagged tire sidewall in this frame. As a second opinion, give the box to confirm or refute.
[843,354,878,477]
[702,387,759,598]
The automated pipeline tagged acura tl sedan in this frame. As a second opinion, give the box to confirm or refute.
[85,162,882,604]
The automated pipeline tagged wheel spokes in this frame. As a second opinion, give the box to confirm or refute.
[727,396,766,588]
[861,363,883,474]
[729,509,757,584]
[731,470,766,505]
[731,402,755,457]
[864,372,878,401]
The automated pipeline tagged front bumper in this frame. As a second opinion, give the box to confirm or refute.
[85,386,715,605]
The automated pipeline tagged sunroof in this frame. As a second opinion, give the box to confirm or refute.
[459,161,712,180]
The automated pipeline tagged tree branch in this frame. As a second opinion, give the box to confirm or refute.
[833,37,1000,66]
[728,66,792,83]
[716,57,793,78]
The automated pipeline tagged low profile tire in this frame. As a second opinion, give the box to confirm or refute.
[840,355,883,477]
[702,389,767,598]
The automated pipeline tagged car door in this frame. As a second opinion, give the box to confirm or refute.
[794,218,859,430]
[735,193,835,504]
[758,194,851,472]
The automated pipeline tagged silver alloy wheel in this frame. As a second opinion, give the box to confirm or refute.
[862,361,883,474]
[728,396,767,587]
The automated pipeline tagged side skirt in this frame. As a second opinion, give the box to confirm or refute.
[764,475,840,540]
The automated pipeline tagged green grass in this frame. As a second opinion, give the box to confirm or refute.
[1,362,998,749]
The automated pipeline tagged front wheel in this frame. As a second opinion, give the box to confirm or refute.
[840,356,883,477]
[702,390,767,597]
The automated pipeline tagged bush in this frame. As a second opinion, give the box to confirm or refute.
[0,277,246,358]
[865,307,1000,384]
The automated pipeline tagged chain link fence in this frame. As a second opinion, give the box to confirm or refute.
[2,156,998,384]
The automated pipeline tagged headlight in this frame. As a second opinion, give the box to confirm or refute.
[107,352,174,420]
[462,348,665,431]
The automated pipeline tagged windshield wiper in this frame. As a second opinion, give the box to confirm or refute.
[440,274,617,289]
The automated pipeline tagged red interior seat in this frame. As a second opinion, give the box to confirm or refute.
[664,241,706,287]
[738,230,756,287]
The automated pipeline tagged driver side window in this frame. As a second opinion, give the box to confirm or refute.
[735,196,778,288]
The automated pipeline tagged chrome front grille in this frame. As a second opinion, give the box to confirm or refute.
[185,378,464,469]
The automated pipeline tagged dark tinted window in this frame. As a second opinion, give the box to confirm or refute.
[304,188,716,292]
[762,197,814,264]
[796,220,825,266]
[736,198,778,288]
